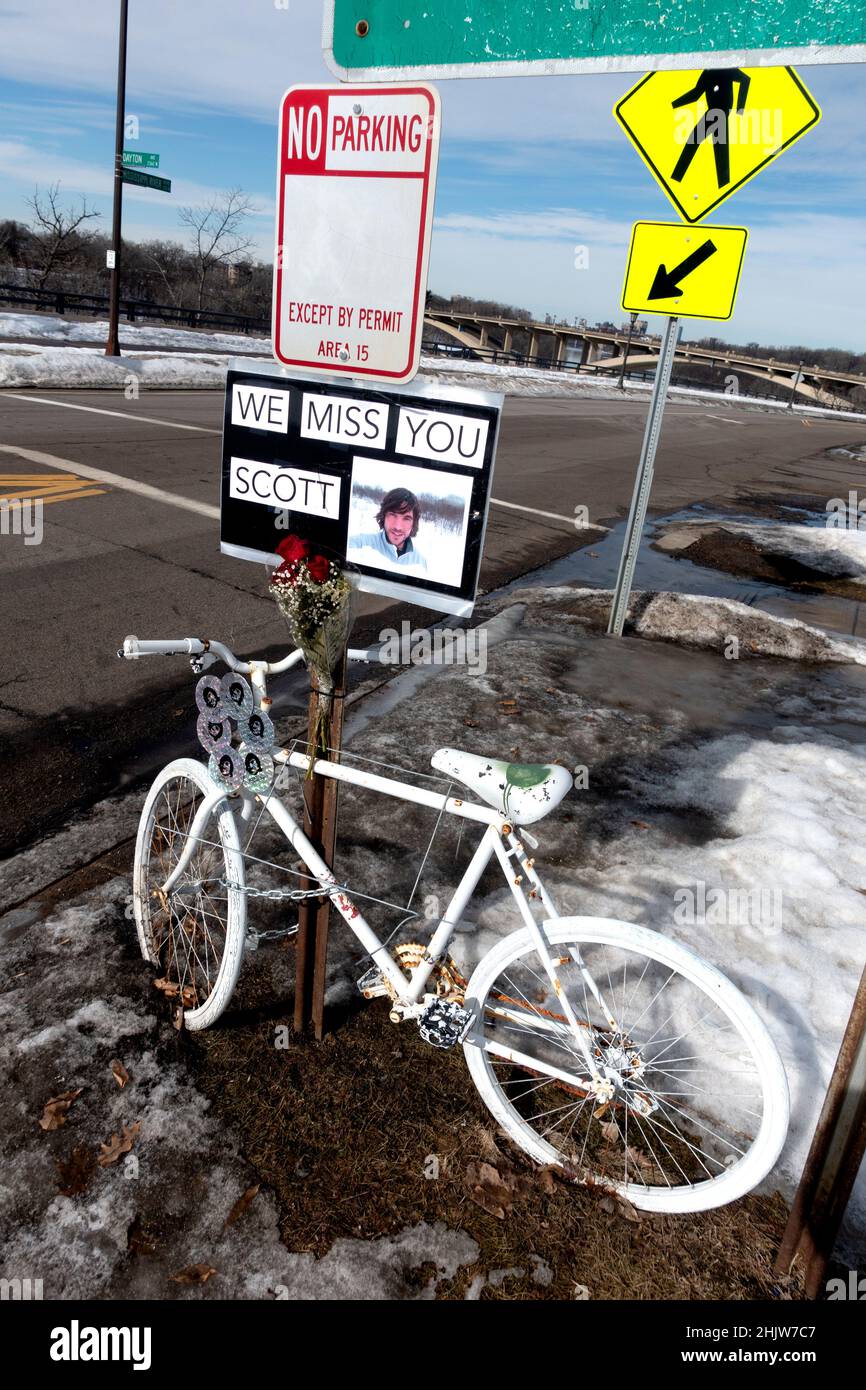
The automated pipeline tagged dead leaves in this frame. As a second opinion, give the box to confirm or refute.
[153,977,196,1008]
[466,1161,512,1219]
[55,1145,96,1198]
[170,1263,218,1285]
[497,698,521,718]
[465,1160,560,1219]
[599,1194,642,1223]
[110,1059,130,1089]
[222,1184,260,1231]
[97,1121,141,1167]
[38,1088,84,1131]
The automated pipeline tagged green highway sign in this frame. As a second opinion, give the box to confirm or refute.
[122,168,171,193]
[325,1,866,79]
[122,150,160,169]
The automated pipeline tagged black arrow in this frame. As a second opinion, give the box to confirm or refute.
[648,239,717,299]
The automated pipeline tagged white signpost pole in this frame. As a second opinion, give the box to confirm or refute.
[607,316,681,638]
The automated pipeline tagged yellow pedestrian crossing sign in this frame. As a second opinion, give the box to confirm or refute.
[621,222,748,321]
[615,66,821,224]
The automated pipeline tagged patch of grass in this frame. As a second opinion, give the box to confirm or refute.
[189,993,804,1301]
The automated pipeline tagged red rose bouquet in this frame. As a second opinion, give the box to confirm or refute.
[269,536,354,759]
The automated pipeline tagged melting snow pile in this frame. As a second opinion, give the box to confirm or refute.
[496,585,866,665]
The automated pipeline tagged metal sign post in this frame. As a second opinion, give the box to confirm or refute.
[607,316,681,637]
[105,0,129,358]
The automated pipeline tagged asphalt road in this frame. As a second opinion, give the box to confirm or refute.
[1,385,862,854]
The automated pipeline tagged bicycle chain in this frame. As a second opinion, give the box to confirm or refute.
[217,876,331,947]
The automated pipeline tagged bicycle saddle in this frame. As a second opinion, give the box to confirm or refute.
[431,748,573,825]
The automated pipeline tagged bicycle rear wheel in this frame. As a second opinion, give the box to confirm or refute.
[133,757,246,1031]
[463,917,789,1213]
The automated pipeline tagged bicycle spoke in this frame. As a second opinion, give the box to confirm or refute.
[473,930,773,1205]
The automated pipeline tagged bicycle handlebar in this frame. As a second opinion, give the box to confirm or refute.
[117,635,398,672]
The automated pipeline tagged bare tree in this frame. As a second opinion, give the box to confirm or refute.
[178,188,254,312]
[26,183,101,289]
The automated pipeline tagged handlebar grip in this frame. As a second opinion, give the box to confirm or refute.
[118,636,204,659]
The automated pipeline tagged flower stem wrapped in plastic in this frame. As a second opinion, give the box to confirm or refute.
[268,536,354,766]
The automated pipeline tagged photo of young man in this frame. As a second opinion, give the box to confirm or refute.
[348,487,428,571]
[346,459,473,588]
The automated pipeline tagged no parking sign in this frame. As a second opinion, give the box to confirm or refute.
[272,83,440,385]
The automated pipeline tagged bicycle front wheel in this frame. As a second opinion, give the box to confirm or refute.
[133,757,247,1031]
[463,918,789,1213]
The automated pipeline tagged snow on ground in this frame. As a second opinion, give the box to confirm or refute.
[0,875,481,1299]
[665,519,866,584]
[2,589,865,1296]
[512,586,866,664]
[0,311,270,354]
[347,591,866,1257]
[0,312,864,419]
[0,343,243,389]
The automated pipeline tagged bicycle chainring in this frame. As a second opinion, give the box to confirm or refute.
[393,942,467,1003]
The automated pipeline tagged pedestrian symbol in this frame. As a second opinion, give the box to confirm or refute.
[621,222,748,321]
[615,66,820,223]
[670,69,751,191]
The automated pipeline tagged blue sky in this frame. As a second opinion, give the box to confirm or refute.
[0,0,864,349]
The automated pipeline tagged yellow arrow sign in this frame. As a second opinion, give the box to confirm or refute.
[615,66,820,224]
[621,222,748,321]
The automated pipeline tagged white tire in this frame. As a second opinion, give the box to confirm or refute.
[133,758,246,1031]
[463,917,789,1213]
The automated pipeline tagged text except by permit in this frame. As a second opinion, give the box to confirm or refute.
[285,302,406,335]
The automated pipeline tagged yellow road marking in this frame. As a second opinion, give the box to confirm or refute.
[0,471,108,506]
[37,488,107,505]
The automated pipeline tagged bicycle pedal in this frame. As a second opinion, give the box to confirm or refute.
[418,998,473,1050]
[356,966,390,1000]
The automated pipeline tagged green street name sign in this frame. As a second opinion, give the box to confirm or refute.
[122,150,160,169]
[122,168,171,193]
[325,1,866,79]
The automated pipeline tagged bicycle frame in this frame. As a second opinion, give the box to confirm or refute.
[159,745,609,1077]
[128,635,606,1075]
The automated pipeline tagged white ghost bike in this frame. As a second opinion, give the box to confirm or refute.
[121,634,789,1215]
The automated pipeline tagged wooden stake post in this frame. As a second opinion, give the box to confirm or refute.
[775,962,866,1296]
[293,647,347,1039]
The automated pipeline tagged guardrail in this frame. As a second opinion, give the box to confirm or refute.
[0,283,270,336]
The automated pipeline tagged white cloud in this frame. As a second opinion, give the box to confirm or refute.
[0,138,274,224]
[2,0,857,163]
[1,2,863,347]
[429,202,866,349]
